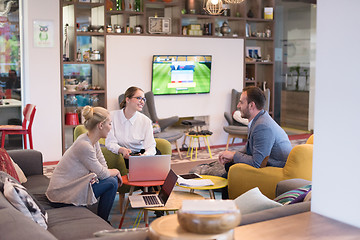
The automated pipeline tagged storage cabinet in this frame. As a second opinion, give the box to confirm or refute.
[61,0,107,152]
[60,0,275,152]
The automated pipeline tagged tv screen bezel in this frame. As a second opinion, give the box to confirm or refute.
[151,54,212,96]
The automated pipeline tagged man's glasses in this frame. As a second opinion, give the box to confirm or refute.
[132,96,146,102]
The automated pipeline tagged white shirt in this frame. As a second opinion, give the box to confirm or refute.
[105,109,156,156]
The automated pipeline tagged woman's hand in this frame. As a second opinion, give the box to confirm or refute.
[109,169,123,186]
[118,147,132,159]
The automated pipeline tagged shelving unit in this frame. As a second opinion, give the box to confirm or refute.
[243,0,275,115]
[60,0,107,153]
[60,0,275,152]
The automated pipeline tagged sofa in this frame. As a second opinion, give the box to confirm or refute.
[0,149,311,239]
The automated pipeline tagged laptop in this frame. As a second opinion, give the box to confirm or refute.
[128,155,171,181]
[129,169,178,208]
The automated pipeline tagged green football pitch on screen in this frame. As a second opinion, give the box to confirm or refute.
[152,62,211,95]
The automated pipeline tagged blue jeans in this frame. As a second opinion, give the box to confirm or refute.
[92,176,118,221]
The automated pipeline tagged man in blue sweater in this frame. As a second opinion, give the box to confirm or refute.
[219,86,292,198]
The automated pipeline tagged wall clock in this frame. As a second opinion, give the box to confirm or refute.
[148,17,171,34]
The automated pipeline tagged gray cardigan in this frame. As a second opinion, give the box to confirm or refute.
[46,133,110,206]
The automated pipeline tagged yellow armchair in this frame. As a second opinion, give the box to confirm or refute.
[228,142,313,200]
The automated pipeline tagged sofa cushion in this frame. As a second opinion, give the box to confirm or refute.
[0,171,20,192]
[239,201,311,226]
[0,207,56,239]
[22,175,50,195]
[274,184,312,205]
[234,187,282,215]
[3,177,48,229]
[47,206,114,239]
[0,148,20,182]
[10,157,27,183]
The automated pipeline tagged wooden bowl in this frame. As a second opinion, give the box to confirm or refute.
[177,209,241,234]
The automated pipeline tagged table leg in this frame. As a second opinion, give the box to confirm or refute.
[194,137,198,161]
[190,137,194,161]
[144,209,149,227]
[209,189,215,199]
[187,136,193,158]
[119,186,135,229]
[204,136,212,158]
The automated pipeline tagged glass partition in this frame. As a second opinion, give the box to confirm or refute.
[0,0,22,148]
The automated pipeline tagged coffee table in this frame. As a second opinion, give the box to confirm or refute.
[178,175,228,199]
[149,214,234,240]
[140,191,204,227]
[118,175,164,229]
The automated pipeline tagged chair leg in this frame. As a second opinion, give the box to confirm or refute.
[174,140,182,159]
[23,133,27,149]
[28,131,33,149]
[1,132,5,148]
[226,136,231,151]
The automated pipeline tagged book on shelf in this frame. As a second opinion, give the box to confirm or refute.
[264,7,273,20]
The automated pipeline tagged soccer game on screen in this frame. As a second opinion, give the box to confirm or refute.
[151,55,212,95]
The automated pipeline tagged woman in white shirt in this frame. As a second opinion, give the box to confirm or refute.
[105,86,157,168]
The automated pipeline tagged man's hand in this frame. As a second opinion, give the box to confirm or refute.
[218,151,236,165]
[119,147,132,159]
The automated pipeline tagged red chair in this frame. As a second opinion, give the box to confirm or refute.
[0,104,36,149]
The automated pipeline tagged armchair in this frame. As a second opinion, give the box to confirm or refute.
[223,88,270,150]
[227,138,313,200]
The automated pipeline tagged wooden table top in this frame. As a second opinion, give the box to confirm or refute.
[144,191,204,211]
[121,175,164,187]
[178,175,228,190]
[234,212,360,239]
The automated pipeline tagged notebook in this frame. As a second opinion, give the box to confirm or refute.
[128,155,171,181]
[129,169,178,208]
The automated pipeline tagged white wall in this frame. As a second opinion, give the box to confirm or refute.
[312,0,360,228]
[23,0,62,162]
[106,36,244,146]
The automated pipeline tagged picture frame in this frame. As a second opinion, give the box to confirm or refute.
[246,47,261,59]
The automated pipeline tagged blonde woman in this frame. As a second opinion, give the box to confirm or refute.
[105,86,157,168]
[46,106,122,222]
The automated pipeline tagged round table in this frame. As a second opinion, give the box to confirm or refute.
[178,175,228,199]
[149,214,234,240]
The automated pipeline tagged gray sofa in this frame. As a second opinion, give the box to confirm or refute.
[0,149,118,240]
[0,149,310,240]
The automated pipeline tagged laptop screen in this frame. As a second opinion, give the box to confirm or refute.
[158,169,178,204]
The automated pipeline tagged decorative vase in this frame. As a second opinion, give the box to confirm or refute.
[220,22,231,36]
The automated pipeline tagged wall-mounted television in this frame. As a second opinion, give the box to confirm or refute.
[151,55,212,95]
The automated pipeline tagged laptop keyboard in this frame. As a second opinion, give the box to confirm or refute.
[143,195,160,205]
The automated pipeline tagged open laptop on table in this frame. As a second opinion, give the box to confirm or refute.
[129,169,178,208]
[128,155,171,181]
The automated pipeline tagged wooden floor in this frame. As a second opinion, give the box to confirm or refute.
[234,212,360,239]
